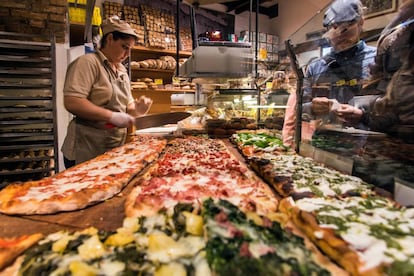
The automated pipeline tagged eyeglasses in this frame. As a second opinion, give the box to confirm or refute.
[326,20,357,31]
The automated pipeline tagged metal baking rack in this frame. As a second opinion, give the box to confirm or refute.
[0,32,58,188]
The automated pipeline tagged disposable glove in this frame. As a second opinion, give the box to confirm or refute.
[108,111,135,127]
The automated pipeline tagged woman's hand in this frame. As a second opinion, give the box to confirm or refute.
[311,97,331,115]
[334,104,363,123]
[134,96,153,116]
[108,112,135,127]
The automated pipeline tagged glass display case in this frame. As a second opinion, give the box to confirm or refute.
[285,1,414,200]
[194,74,291,137]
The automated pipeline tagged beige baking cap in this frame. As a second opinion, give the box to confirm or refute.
[101,16,138,38]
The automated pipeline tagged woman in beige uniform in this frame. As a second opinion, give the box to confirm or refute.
[62,17,152,168]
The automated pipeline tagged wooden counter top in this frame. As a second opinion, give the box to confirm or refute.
[0,168,141,238]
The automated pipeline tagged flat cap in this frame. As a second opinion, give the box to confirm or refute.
[101,16,138,38]
[323,0,364,27]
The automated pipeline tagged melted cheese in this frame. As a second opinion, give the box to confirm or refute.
[249,242,275,258]
[342,222,376,250]
[295,197,414,271]
[14,140,164,204]
[19,180,97,202]
[263,154,372,197]
[359,240,389,271]
[100,260,125,276]
[147,232,204,263]
[194,251,212,276]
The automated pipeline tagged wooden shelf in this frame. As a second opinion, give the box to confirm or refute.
[132,45,192,58]
[130,47,194,113]
[131,68,175,74]
[132,88,194,93]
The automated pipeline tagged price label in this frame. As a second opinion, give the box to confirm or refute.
[172,77,180,84]
[154,79,163,85]
[266,82,272,89]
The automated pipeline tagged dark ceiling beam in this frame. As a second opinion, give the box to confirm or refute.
[224,1,244,12]
[224,1,250,12]
[225,0,268,13]
[262,4,278,18]
[235,3,278,18]
[224,1,278,18]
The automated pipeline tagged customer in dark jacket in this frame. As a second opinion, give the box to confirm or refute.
[282,0,376,145]
[302,0,376,122]
[334,0,414,138]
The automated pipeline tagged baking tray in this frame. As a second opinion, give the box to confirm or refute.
[319,125,387,137]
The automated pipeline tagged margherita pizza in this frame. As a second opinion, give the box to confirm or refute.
[0,136,166,215]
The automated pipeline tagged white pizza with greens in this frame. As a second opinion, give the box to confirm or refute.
[231,132,291,157]
[249,153,376,199]
[280,195,414,276]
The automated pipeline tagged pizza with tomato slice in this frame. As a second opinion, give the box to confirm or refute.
[125,136,278,217]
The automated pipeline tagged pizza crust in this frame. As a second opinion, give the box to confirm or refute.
[279,197,383,276]
[0,233,42,272]
[0,255,22,276]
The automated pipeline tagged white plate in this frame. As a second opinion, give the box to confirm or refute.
[135,125,177,134]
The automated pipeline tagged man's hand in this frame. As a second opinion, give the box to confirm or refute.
[108,112,135,127]
[135,96,153,116]
[311,97,331,115]
[333,104,363,123]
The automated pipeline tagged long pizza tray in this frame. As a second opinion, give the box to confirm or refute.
[318,125,387,137]
[300,142,354,175]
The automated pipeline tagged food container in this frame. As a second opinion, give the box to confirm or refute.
[206,118,257,138]
[171,93,195,105]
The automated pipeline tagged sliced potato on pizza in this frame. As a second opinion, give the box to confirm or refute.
[3,199,344,275]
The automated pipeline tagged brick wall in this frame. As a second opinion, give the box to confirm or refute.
[0,0,67,43]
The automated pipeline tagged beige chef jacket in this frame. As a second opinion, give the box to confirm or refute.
[61,50,134,164]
